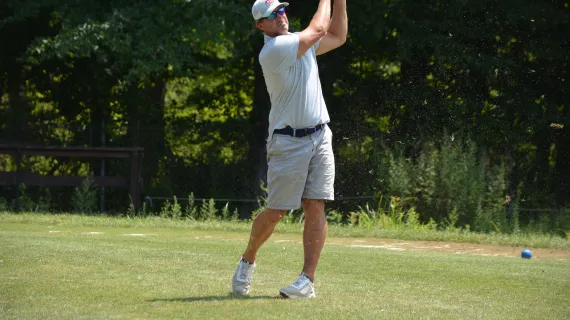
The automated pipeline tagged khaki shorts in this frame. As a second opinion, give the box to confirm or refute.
[266,124,335,210]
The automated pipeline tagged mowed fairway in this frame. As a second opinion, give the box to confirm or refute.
[1,221,569,320]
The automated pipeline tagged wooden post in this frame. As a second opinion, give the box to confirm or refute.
[129,150,142,212]
[14,150,22,212]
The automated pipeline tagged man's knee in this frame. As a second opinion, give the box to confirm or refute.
[302,199,325,214]
[302,200,327,233]
[257,208,287,223]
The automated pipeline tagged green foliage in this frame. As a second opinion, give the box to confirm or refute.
[1,0,569,231]
[523,208,570,237]
[326,209,344,225]
[443,207,461,232]
[34,190,52,213]
[71,176,98,213]
[160,196,183,219]
[0,185,52,212]
[16,184,35,212]
[350,196,436,231]
[220,203,230,220]
[475,165,510,233]
[157,194,234,221]
[185,193,198,220]
[0,197,9,211]
[377,137,516,233]
[20,0,252,83]
[126,201,136,217]
[280,209,305,225]
[199,199,218,221]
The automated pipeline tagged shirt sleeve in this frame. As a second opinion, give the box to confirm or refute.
[259,33,299,74]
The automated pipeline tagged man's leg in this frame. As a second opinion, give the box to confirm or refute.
[242,208,287,262]
[301,198,327,281]
[299,126,334,281]
[278,198,326,298]
[279,127,334,298]
[233,207,287,295]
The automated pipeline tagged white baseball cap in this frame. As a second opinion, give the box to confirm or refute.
[252,0,289,21]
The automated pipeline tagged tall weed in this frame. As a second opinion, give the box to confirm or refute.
[378,137,516,233]
[72,176,98,213]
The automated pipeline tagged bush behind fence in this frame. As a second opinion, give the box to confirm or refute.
[1,139,569,236]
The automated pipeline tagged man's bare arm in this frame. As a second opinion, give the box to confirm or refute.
[297,0,332,58]
[316,0,347,56]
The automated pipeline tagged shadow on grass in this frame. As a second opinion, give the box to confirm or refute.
[148,294,281,303]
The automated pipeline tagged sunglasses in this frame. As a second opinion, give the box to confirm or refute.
[261,7,286,22]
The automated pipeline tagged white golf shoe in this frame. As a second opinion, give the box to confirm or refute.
[231,259,255,295]
[279,273,316,298]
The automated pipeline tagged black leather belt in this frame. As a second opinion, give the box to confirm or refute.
[273,124,326,137]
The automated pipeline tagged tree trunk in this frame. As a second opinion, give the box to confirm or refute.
[526,125,553,212]
[243,38,270,218]
[90,97,106,212]
[554,121,569,206]
[126,78,167,197]
[6,65,28,144]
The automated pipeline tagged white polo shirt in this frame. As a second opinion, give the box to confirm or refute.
[259,33,330,139]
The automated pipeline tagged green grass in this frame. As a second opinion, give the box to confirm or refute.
[1,212,569,249]
[1,213,570,319]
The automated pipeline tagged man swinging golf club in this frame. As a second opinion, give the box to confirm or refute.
[232,0,347,298]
